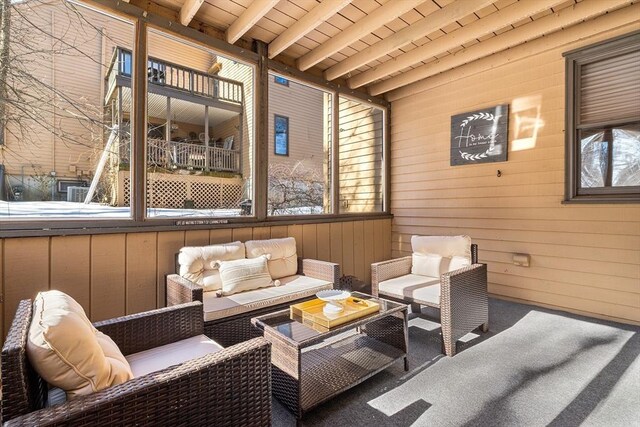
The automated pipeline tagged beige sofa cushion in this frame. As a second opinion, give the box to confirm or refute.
[378,274,441,306]
[218,256,273,296]
[245,237,297,279]
[178,241,245,291]
[126,334,223,378]
[203,275,332,321]
[411,235,472,262]
[26,291,133,400]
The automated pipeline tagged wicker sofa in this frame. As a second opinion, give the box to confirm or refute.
[167,237,340,347]
[1,300,271,426]
[372,235,488,357]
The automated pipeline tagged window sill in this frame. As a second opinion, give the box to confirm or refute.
[562,196,640,204]
[0,212,394,238]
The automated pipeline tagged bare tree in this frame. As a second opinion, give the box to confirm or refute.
[268,161,325,215]
[0,0,121,200]
[0,0,10,147]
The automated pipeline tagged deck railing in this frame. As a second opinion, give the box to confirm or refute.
[106,48,243,105]
[134,138,241,173]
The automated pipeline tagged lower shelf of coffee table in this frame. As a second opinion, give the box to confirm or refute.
[277,333,405,414]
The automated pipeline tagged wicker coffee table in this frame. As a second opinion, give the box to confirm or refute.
[251,292,408,419]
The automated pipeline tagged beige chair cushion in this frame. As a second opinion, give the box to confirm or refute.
[26,291,133,400]
[411,253,443,277]
[126,334,223,378]
[411,235,472,262]
[203,275,332,321]
[378,274,441,306]
[245,237,297,279]
[178,241,245,291]
[449,255,472,272]
[218,256,273,296]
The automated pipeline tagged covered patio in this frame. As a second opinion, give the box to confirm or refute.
[273,298,640,426]
[0,0,638,426]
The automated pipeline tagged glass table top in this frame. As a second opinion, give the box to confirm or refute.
[252,292,407,344]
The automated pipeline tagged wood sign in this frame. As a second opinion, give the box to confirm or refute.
[450,104,509,166]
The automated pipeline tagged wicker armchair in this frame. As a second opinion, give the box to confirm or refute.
[167,258,340,347]
[1,301,272,426]
[372,242,488,357]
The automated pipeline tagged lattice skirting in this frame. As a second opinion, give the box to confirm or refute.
[117,171,243,209]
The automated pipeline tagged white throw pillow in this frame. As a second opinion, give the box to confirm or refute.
[245,237,298,279]
[411,253,443,277]
[26,291,133,400]
[178,241,245,291]
[218,256,273,296]
[448,255,472,272]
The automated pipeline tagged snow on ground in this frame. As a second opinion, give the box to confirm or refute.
[0,201,323,218]
[0,201,241,218]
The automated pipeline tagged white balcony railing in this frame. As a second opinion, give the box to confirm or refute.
[119,138,240,173]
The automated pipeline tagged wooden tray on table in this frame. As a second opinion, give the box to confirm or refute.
[290,297,380,332]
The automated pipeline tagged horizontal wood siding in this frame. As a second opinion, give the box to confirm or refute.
[217,57,254,186]
[267,76,327,176]
[0,218,391,342]
[339,96,384,213]
[390,21,640,325]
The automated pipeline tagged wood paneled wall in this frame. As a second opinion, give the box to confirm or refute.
[339,97,384,213]
[268,76,326,173]
[390,20,640,324]
[0,218,391,340]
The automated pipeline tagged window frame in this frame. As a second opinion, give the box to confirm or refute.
[273,114,290,156]
[564,31,640,203]
[0,1,391,236]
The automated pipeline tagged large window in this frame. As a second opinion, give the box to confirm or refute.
[267,73,332,216]
[0,1,134,219]
[565,32,640,202]
[0,1,389,231]
[144,30,254,218]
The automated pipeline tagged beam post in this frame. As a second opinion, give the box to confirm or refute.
[268,0,352,59]
[332,92,340,215]
[324,0,495,81]
[132,19,147,220]
[227,0,280,44]
[179,0,205,27]
[254,40,269,220]
[204,105,209,172]
[377,0,636,96]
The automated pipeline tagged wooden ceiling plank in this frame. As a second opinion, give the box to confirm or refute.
[348,0,569,88]
[297,0,425,70]
[372,0,634,95]
[324,0,497,81]
[226,0,281,43]
[387,2,639,101]
[268,0,353,59]
[180,0,206,26]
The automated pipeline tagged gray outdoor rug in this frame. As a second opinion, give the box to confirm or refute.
[272,298,640,427]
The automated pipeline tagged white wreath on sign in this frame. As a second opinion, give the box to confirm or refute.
[458,112,497,162]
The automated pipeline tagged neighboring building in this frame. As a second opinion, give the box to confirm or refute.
[0,0,382,216]
[0,1,327,212]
